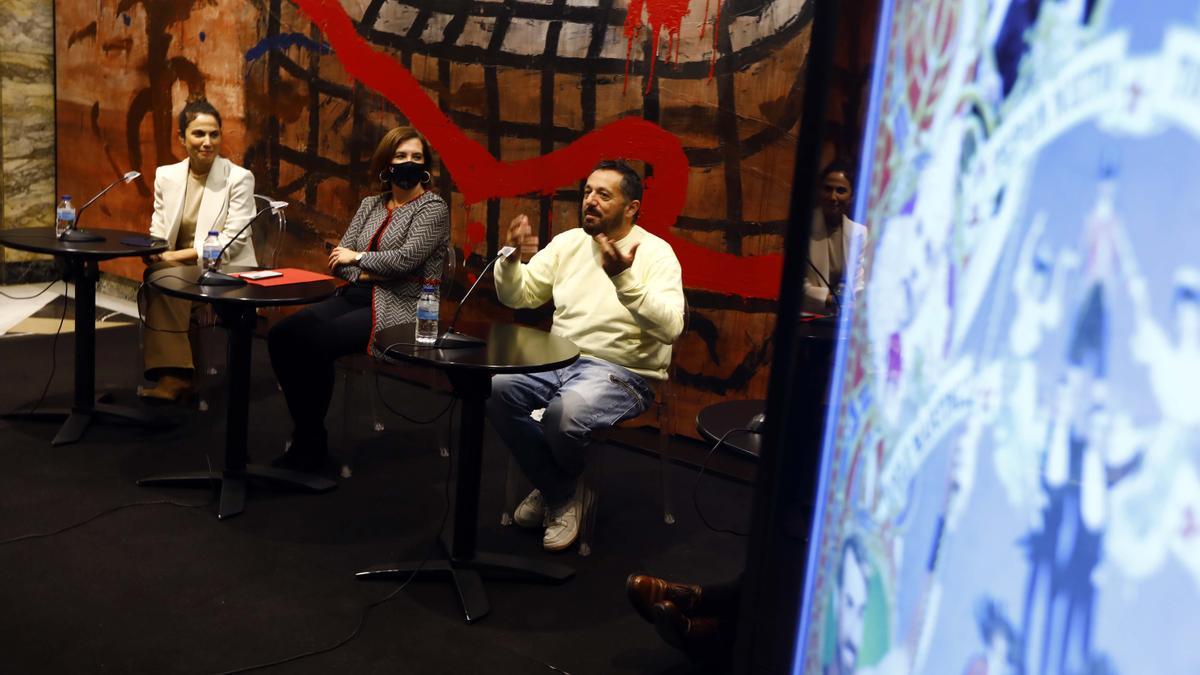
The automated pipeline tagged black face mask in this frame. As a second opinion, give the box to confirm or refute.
[384,161,426,190]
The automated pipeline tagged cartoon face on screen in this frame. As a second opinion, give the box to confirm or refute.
[833,536,870,674]
[797,2,1200,674]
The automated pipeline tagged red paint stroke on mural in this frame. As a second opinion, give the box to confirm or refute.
[624,0,691,95]
[709,0,723,80]
[292,0,782,299]
[464,219,486,285]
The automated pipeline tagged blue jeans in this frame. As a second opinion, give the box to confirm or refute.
[487,357,654,508]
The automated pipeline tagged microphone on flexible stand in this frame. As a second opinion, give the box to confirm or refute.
[435,245,516,348]
[61,170,141,242]
[196,200,289,286]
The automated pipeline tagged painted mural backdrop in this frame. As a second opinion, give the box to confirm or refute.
[55,0,815,438]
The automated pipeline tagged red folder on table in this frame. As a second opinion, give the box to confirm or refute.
[233,268,337,287]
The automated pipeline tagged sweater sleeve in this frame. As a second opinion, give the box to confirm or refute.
[357,199,449,279]
[609,242,685,344]
[494,239,557,309]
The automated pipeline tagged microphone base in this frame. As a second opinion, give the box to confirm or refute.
[435,330,486,349]
[58,228,105,243]
[197,269,247,287]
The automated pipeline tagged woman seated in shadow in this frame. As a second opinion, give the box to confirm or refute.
[803,159,867,314]
[139,98,257,402]
[267,126,450,472]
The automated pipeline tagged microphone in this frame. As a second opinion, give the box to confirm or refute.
[196,198,288,286]
[61,170,141,242]
[807,258,841,313]
[435,245,516,348]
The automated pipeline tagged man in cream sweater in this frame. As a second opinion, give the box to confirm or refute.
[488,160,685,551]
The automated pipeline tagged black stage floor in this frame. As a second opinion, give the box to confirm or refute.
[0,320,750,674]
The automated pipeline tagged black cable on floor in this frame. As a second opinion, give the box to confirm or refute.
[692,427,752,537]
[0,497,215,546]
[215,401,458,674]
[0,278,59,301]
[24,281,70,415]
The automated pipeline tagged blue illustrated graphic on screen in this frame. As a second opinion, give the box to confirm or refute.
[794,2,1200,674]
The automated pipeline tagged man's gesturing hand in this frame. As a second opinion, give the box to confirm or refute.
[595,233,639,277]
[505,214,539,261]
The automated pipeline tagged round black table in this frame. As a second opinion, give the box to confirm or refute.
[137,265,340,519]
[695,399,767,459]
[0,227,168,445]
[358,321,580,623]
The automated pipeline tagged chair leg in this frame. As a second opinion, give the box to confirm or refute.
[657,400,676,525]
[193,324,222,413]
[339,367,357,479]
[192,324,207,412]
[577,445,605,557]
[501,454,525,527]
[368,371,385,432]
[436,417,450,458]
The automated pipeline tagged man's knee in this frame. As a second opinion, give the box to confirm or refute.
[543,391,597,447]
[486,374,524,421]
[542,394,595,476]
[487,374,514,408]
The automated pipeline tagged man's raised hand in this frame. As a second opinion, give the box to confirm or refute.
[505,214,538,260]
[595,233,639,277]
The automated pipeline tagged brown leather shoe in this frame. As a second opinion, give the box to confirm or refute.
[651,600,728,664]
[626,573,703,623]
[138,373,193,403]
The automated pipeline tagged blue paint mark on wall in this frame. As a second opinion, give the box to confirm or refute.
[121,13,131,26]
[244,33,330,62]
[199,31,206,42]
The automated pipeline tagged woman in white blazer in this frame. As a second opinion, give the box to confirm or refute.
[139,98,257,402]
[804,160,868,314]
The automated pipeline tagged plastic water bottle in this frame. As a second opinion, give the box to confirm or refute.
[201,230,222,271]
[55,196,75,238]
[415,283,439,345]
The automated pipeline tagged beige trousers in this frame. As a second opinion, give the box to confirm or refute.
[142,261,197,378]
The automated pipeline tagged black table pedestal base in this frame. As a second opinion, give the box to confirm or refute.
[136,294,339,519]
[357,544,574,623]
[0,229,170,447]
[137,465,336,519]
[365,322,582,623]
[4,394,170,446]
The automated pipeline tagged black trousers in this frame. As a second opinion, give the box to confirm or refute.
[267,284,372,447]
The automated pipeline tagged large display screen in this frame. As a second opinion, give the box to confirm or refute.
[794,2,1200,674]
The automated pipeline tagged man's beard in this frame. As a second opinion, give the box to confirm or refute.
[582,208,616,235]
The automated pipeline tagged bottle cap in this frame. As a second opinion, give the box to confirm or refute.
[62,195,71,200]
[208,230,219,235]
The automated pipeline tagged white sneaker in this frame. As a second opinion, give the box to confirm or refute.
[513,489,546,529]
[543,498,581,552]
